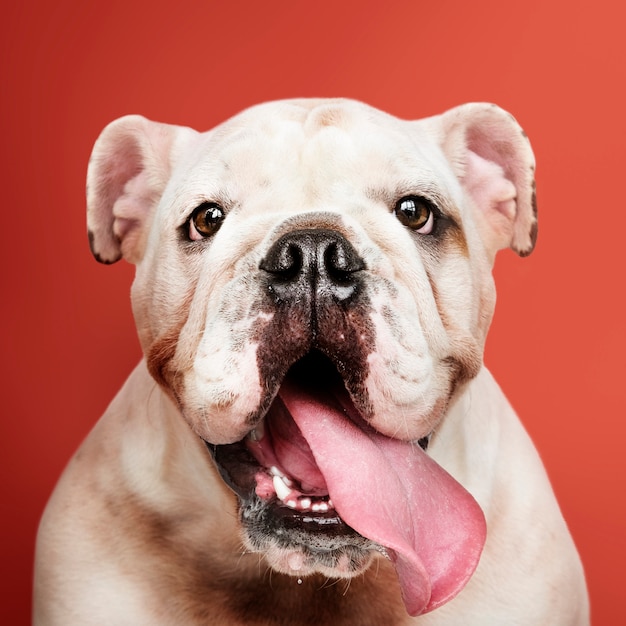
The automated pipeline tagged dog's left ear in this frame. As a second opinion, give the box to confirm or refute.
[437,103,537,258]
[86,116,196,264]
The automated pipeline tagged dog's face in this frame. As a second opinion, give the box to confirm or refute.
[86,99,536,615]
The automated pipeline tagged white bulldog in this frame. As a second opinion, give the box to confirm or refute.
[34,99,589,625]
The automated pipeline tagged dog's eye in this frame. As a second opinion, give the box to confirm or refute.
[394,196,436,234]
[188,203,225,240]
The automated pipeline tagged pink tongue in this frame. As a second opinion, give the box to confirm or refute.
[278,381,486,616]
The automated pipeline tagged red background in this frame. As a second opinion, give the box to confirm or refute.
[2,1,624,623]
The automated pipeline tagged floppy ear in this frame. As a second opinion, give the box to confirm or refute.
[86,115,195,264]
[438,103,537,259]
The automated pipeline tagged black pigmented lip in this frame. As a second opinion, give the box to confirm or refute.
[208,439,259,501]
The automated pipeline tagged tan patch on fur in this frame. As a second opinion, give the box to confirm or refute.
[145,297,193,398]
[269,211,347,239]
[146,326,183,390]
[99,484,407,625]
[98,489,238,623]
[309,105,347,129]
[225,563,407,626]
[445,222,469,256]
[427,272,482,392]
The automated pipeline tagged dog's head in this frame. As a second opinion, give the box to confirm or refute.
[86,99,536,615]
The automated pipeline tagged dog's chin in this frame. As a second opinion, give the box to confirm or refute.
[239,495,381,578]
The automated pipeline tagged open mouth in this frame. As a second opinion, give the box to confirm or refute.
[210,351,367,533]
[211,350,431,516]
[208,350,487,617]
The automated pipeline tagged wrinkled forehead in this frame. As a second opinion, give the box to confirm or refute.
[174,100,453,209]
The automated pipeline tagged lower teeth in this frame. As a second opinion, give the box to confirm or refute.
[271,472,333,512]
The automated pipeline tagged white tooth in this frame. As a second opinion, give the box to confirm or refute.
[286,500,297,509]
[273,475,291,502]
[311,503,321,512]
[299,498,312,510]
[318,502,329,512]
[327,499,334,509]
[270,466,294,486]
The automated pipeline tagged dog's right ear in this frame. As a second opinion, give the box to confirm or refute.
[86,115,195,264]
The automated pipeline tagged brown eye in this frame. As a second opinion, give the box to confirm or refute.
[395,196,436,234]
[188,203,225,240]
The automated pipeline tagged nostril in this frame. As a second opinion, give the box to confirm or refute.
[324,241,365,280]
[260,242,304,280]
[276,243,303,279]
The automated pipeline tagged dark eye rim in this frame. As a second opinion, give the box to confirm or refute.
[187,201,226,239]
[394,194,439,232]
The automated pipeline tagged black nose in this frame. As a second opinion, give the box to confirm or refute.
[260,229,365,305]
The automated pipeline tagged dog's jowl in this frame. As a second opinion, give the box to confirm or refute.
[34,99,589,625]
